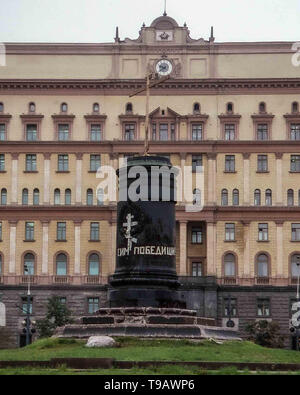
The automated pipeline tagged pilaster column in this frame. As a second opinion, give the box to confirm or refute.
[243,153,250,205]
[9,220,18,274]
[275,153,283,206]
[41,221,49,274]
[11,153,19,204]
[75,153,83,205]
[43,153,51,204]
[180,153,186,204]
[207,153,216,205]
[74,220,82,275]
[179,221,188,275]
[242,221,251,277]
[206,221,216,275]
[275,221,284,277]
[109,220,117,276]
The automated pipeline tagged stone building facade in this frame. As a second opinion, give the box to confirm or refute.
[0,13,300,347]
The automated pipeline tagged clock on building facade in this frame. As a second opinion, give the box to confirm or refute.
[156,59,173,76]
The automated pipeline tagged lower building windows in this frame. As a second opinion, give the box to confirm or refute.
[191,228,202,244]
[258,224,268,241]
[224,253,236,277]
[292,224,300,241]
[57,222,66,241]
[225,224,235,241]
[24,253,35,275]
[25,222,35,241]
[56,253,67,275]
[59,297,67,305]
[90,223,100,241]
[191,262,202,277]
[22,297,33,315]
[224,298,237,317]
[257,298,270,317]
[0,154,5,171]
[88,297,99,314]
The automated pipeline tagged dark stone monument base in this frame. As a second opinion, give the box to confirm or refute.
[55,307,241,341]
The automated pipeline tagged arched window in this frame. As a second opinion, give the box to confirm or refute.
[61,103,68,113]
[292,102,299,113]
[226,102,233,113]
[265,189,272,206]
[88,253,100,276]
[0,254,2,275]
[54,188,61,205]
[224,253,236,277]
[193,103,200,114]
[193,189,201,205]
[233,189,239,206]
[56,253,67,276]
[126,103,133,113]
[221,189,228,206]
[65,189,71,205]
[254,189,261,206]
[291,254,300,277]
[33,189,39,205]
[87,189,93,206]
[1,188,7,205]
[288,189,294,206]
[97,188,104,206]
[259,102,266,113]
[28,102,35,113]
[93,103,100,113]
[0,102,3,113]
[22,188,29,205]
[24,253,35,275]
[257,254,269,277]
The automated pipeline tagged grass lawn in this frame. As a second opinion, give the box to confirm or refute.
[0,337,299,364]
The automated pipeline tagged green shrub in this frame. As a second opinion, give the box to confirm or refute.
[245,320,284,349]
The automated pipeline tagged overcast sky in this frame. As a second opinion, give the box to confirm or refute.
[0,0,299,43]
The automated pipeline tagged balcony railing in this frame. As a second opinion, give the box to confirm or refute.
[19,275,37,285]
[221,277,237,285]
[53,276,72,284]
[255,277,270,285]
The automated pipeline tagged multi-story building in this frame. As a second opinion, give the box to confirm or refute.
[0,13,300,348]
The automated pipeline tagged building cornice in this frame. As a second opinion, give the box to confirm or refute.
[0,78,299,95]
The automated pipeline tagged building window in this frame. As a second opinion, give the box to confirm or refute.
[265,189,272,206]
[22,189,29,205]
[193,103,200,114]
[0,222,2,241]
[290,124,300,140]
[224,124,236,140]
[58,155,69,172]
[225,224,235,242]
[33,189,39,205]
[257,254,269,277]
[0,254,2,274]
[159,123,169,141]
[191,228,202,244]
[257,155,268,172]
[87,189,93,206]
[224,253,236,277]
[0,102,3,112]
[90,223,100,241]
[57,222,66,241]
[170,123,176,141]
[126,103,133,113]
[192,262,202,277]
[88,254,100,275]
[288,189,294,206]
[291,254,300,277]
[192,155,202,172]
[0,154,5,171]
[56,253,67,275]
[224,298,237,317]
[26,124,37,141]
[88,297,99,314]
[90,155,101,172]
[152,123,156,140]
[292,102,299,113]
[191,124,203,141]
[25,154,37,172]
[254,189,261,206]
[259,102,266,113]
[65,189,71,205]
[0,124,6,141]
[97,188,104,206]
[28,102,35,113]
[257,124,268,140]
[24,253,35,274]
[90,124,102,141]
[22,297,33,315]
[292,224,300,241]
[221,189,228,206]
[93,103,99,113]
[124,123,135,141]
[291,155,300,172]
[258,224,268,241]
[59,297,67,305]
[232,189,239,206]
[25,222,34,241]
[257,298,270,317]
[225,155,235,172]
[1,189,7,205]
[193,189,201,205]
[58,124,69,141]
[54,189,61,205]
[61,103,68,113]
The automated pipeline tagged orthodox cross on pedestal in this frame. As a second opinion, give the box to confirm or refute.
[123,213,138,251]
[129,73,170,155]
